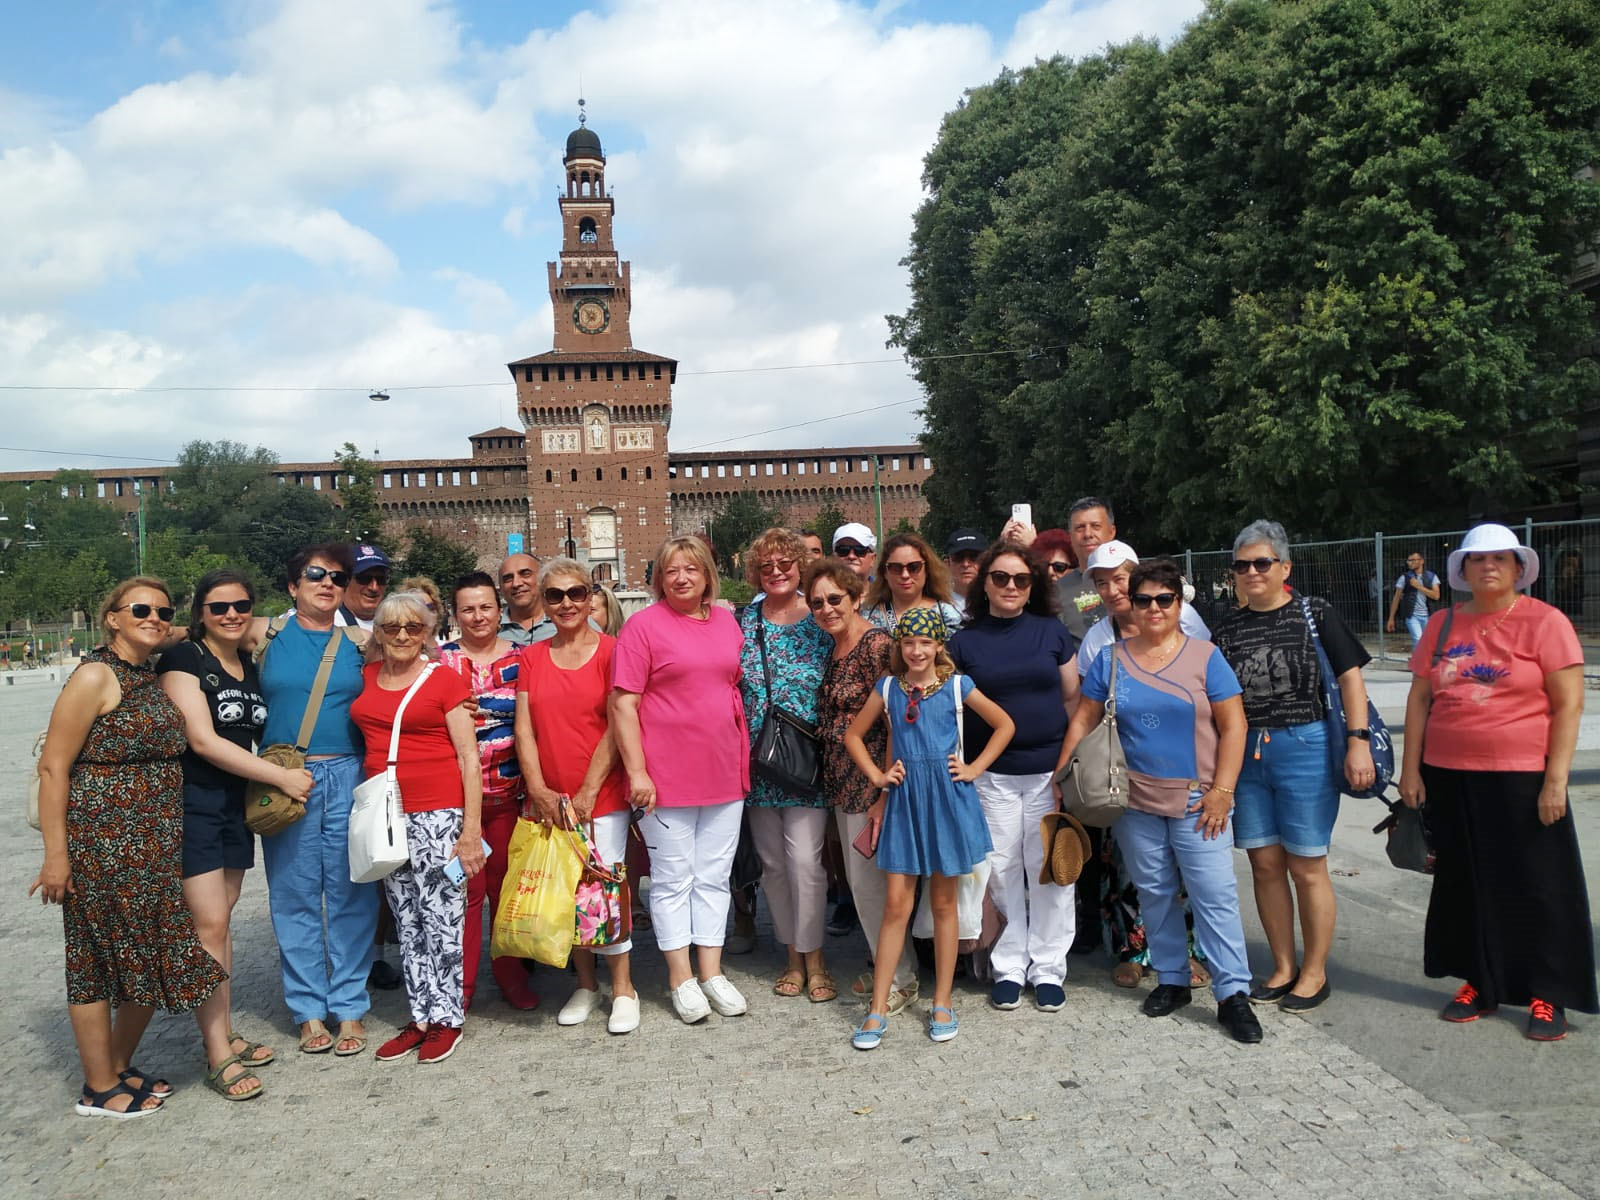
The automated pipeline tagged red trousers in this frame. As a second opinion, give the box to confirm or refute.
[462,802,523,1008]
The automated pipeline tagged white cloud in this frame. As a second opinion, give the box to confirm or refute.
[1004,0,1202,64]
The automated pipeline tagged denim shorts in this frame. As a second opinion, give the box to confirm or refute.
[1233,720,1340,857]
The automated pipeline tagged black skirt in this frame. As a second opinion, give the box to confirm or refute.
[1421,765,1599,1013]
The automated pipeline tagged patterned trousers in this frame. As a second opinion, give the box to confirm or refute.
[384,809,466,1028]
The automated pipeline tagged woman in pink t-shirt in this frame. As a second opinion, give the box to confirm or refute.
[610,536,750,1025]
[1399,524,1596,1040]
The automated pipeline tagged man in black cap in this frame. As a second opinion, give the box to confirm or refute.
[338,543,390,631]
[945,528,986,616]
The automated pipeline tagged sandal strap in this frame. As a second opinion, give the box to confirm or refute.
[84,1080,152,1108]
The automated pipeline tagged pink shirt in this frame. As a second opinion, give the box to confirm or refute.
[611,601,748,807]
[1409,597,1582,772]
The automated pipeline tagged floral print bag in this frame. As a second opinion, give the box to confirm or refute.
[564,801,632,949]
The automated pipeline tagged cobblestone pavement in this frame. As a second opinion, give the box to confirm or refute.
[0,673,1589,1199]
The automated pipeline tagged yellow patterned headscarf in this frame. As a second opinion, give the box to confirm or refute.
[893,606,951,643]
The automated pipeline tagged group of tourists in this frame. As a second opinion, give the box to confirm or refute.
[27,499,1599,1117]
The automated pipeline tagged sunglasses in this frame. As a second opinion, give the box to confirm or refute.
[904,685,923,726]
[987,570,1033,589]
[949,551,982,565]
[1231,557,1281,575]
[355,572,389,587]
[1048,561,1071,575]
[379,621,427,636]
[835,544,870,558]
[1130,592,1179,610]
[807,593,848,611]
[884,561,925,578]
[543,585,592,605]
[204,599,254,616]
[301,565,351,587]
[115,603,175,622]
[757,558,796,577]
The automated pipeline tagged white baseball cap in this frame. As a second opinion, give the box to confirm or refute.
[1084,540,1138,574]
[832,522,877,551]
[1446,523,1539,592]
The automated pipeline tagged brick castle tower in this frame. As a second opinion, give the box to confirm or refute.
[507,102,675,588]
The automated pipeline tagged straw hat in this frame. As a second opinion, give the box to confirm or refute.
[1038,810,1092,886]
[1446,523,1540,592]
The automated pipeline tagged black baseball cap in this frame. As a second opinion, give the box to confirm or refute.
[945,529,985,556]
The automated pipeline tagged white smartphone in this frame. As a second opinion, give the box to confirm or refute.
[1011,503,1032,527]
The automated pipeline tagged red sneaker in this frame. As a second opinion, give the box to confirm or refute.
[500,979,542,1011]
[1526,998,1568,1042]
[375,1022,427,1062]
[418,1025,462,1064]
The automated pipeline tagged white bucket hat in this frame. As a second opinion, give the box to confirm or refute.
[1446,523,1539,592]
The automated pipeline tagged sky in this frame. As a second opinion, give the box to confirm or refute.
[0,0,1204,475]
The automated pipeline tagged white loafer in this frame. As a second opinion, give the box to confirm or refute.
[608,994,641,1034]
[557,987,603,1026]
[700,974,748,1017]
[671,978,711,1024]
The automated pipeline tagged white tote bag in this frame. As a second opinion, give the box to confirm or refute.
[349,663,436,884]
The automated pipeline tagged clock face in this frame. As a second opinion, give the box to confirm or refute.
[574,299,610,334]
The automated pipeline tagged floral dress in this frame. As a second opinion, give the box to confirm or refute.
[818,626,892,814]
[63,648,227,1009]
[738,603,832,808]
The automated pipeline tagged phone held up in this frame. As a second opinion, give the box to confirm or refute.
[1011,503,1032,528]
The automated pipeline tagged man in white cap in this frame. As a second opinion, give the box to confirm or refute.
[832,522,877,580]
[1074,540,1212,678]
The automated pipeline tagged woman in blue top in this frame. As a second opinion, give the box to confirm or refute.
[1059,558,1262,1044]
[949,543,1077,1014]
[738,528,836,1003]
[240,543,377,1058]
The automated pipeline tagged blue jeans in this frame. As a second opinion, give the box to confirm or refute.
[1234,720,1340,857]
[260,754,380,1025]
[1116,804,1252,1001]
[1404,613,1427,650]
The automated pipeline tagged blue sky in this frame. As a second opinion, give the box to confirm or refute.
[0,0,1204,472]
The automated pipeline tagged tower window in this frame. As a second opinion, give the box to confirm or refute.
[621,467,628,480]
[653,365,662,380]
[596,468,603,481]
[545,470,553,483]
[590,366,598,381]
[571,469,579,482]
[579,217,598,244]
[541,367,550,382]
[645,466,652,480]
[606,364,614,381]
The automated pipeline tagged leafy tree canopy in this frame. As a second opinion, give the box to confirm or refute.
[892,0,1600,547]
[396,525,480,597]
[705,490,785,575]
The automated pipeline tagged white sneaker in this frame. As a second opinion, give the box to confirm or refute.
[557,987,603,1026]
[700,974,748,1017]
[608,993,641,1035]
[671,978,711,1024]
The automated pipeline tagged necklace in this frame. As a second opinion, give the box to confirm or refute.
[1133,633,1183,668]
[1474,594,1521,640]
[898,666,949,695]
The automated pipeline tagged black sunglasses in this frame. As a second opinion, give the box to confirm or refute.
[301,565,351,587]
[378,621,427,636]
[835,544,870,558]
[204,599,254,616]
[807,592,848,611]
[1048,561,1071,574]
[1231,557,1281,575]
[544,585,592,605]
[884,561,925,577]
[115,603,175,622]
[987,570,1033,589]
[1130,592,1179,609]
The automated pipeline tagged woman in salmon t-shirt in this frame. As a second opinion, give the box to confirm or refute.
[513,557,636,1035]
[1399,524,1597,1041]
[610,536,750,1027]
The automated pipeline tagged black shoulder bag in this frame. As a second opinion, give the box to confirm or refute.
[749,614,823,797]
[1370,605,1453,873]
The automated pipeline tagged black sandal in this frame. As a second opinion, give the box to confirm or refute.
[118,1065,174,1098]
[76,1081,163,1120]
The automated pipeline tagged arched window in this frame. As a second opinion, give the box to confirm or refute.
[579,217,598,245]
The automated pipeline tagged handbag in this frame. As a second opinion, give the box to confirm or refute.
[748,613,823,797]
[1300,595,1394,799]
[564,802,633,949]
[347,663,434,884]
[1053,641,1129,828]
[1372,795,1434,874]
[25,730,47,832]
[491,816,586,967]
[245,623,343,836]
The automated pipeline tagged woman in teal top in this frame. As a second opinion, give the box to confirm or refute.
[243,543,377,1058]
[738,529,836,1003]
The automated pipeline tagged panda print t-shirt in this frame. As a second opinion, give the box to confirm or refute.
[156,639,268,791]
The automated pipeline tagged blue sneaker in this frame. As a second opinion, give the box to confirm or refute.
[1034,983,1066,1012]
[991,979,1023,1010]
[928,1006,959,1042]
[852,1013,887,1051]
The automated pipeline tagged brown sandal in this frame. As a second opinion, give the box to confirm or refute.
[1111,961,1144,988]
[773,969,805,998]
[806,970,838,1003]
[1189,957,1211,989]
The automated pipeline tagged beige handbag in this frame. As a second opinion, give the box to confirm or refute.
[1052,642,1128,827]
[26,731,47,832]
[245,625,344,837]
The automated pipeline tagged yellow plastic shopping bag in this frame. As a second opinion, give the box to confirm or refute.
[491,817,584,967]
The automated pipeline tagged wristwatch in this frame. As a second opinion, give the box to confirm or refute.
[1346,728,1371,741]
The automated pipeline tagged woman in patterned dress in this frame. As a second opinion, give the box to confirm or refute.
[739,528,836,1003]
[31,577,227,1118]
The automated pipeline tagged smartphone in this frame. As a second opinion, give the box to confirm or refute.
[1012,503,1032,527]
[441,838,493,888]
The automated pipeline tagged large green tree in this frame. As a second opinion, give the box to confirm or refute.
[396,525,480,594]
[334,443,384,544]
[705,490,785,575]
[893,0,1600,547]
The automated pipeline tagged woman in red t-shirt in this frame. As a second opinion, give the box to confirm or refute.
[514,559,635,1034]
[1399,524,1597,1040]
[350,592,484,1065]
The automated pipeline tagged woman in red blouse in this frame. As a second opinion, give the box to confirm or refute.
[514,558,637,1035]
[1400,524,1597,1040]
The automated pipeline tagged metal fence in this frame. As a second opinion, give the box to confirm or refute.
[1170,518,1599,666]
[1,622,86,668]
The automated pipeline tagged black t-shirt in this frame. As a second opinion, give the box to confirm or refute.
[1212,593,1370,728]
[155,640,267,790]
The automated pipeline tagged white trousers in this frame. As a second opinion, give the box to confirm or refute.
[977,771,1076,987]
[834,809,919,993]
[748,805,829,953]
[642,800,744,953]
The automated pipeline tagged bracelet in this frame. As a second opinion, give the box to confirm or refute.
[1213,784,1235,795]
